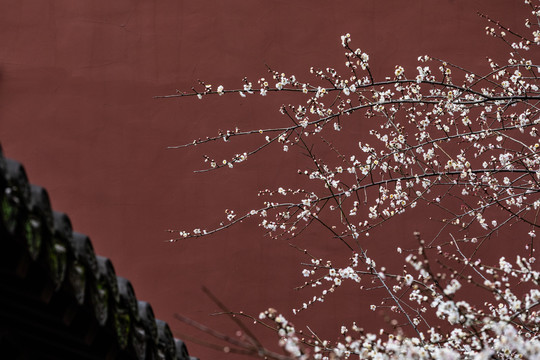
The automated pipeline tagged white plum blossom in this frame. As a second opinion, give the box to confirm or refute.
[167,3,540,358]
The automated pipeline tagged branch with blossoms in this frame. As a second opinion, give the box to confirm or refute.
[166,1,540,358]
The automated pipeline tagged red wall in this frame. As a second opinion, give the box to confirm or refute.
[0,1,525,358]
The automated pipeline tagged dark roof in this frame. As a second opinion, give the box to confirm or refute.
[0,144,198,360]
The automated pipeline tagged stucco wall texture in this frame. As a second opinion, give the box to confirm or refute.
[0,1,525,358]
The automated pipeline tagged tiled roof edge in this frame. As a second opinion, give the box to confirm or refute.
[0,144,198,360]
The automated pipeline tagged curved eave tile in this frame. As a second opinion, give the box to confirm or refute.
[0,145,196,360]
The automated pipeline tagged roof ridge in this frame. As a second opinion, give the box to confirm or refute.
[0,144,198,360]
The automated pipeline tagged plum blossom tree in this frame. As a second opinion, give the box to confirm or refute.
[160,2,540,359]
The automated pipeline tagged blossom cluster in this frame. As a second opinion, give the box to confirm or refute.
[167,1,540,358]
[260,249,540,359]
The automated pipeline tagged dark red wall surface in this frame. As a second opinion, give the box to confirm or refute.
[0,1,526,358]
